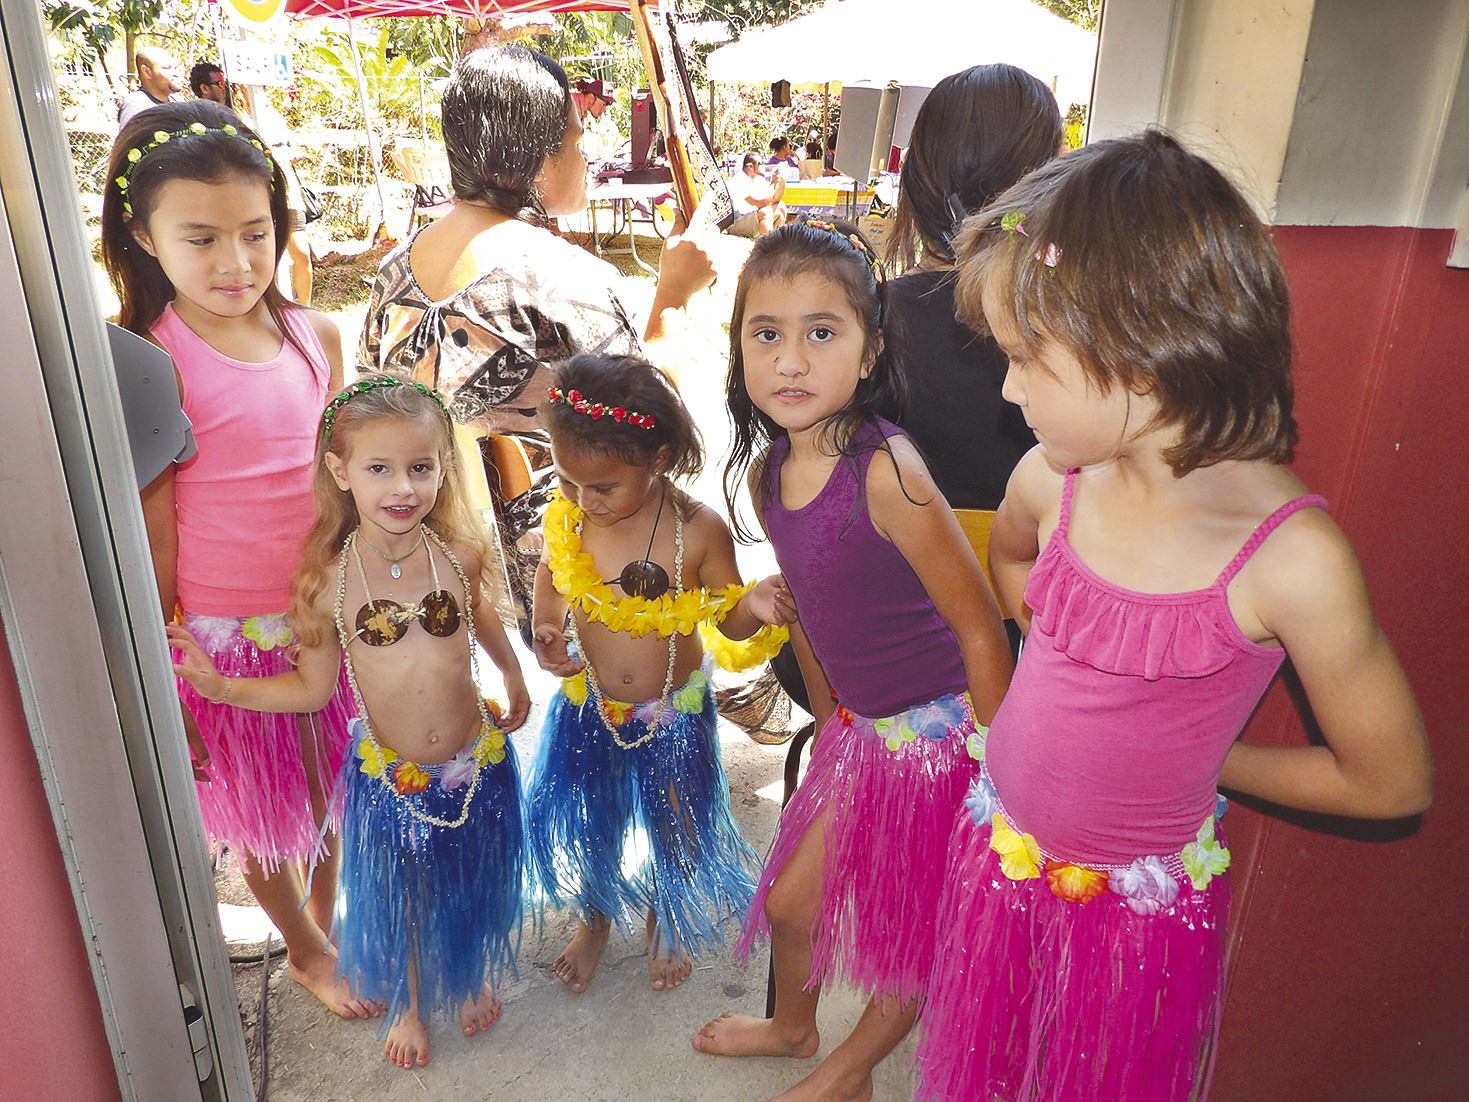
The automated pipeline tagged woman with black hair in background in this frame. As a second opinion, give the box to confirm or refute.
[361,46,713,634]
[883,64,1064,517]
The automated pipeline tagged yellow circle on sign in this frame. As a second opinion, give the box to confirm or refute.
[224,0,286,25]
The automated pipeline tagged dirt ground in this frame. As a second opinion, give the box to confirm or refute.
[217,223,922,1101]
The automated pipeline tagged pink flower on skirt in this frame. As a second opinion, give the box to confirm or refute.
[439,749,477,791]
[1108,855,1181,915]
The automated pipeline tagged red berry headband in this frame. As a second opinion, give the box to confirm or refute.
[547,386,657,430]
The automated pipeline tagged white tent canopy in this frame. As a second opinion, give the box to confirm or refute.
[705,0,1097,107]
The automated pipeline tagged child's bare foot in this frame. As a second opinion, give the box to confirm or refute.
[770,1060,874,1101]
[385,1011,430,1069]
[691,1014,820,1058]
[646,912,693,991]
[461,986,502,1036]
[288,946,379,1019]
[552,920,611,993]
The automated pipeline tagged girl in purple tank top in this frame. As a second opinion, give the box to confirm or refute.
[917,133,1432,1101]
[692,220,1013,1098]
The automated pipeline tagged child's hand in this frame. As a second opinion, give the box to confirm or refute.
[746,574,798,625]
[533,623,583,677]
[167,624,230,702]
[499,668,531,733]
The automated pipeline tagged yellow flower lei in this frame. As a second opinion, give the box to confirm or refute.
[545,490,786,671]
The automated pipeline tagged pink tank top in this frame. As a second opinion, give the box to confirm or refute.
[986,468,1327,864]
[152,303,330,616]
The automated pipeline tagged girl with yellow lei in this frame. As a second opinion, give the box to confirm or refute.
[528,354,788,995]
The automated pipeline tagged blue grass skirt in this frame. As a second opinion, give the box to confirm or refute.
[526,667,759,956]
[334,718,524,1025]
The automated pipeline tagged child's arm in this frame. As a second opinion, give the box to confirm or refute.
[167,618,343,713]
[690,505,796,637]
[789,619,835,732]
[532,557,584,677]
[306,310,346,393]
[988,448,1054,635]
[461,546,530,733]
[141,465,178,619]
[1220,513,1432,819]
[869,437,1014,725]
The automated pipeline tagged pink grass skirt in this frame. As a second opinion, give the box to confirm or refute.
[176,612,353,871]
[915,791,1229,1102]
[735,692,980,1004]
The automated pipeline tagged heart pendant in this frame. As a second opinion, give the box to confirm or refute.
[390,562,402,580]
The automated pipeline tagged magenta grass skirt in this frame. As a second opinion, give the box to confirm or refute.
[176,612,354,871]
[916,781,1229,1102]
[734,691,980,1004]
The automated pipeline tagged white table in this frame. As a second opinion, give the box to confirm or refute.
[587,180,673,275]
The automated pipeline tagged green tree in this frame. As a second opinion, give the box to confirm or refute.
[44,0,166,95]
[1034,0,1101,31]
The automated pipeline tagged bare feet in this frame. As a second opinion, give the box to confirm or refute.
[647,912,694,991]
[288,946,380,1019]
[770,1060,874,1102]
[385,1011,430,1069]
[552,919,611,993]
[461,985,502,1037]
[691,1014,820,1059]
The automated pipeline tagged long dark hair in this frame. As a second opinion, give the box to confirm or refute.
[100,100,302,355]
[441,45,571,222]
[724,219,904,541]
[885,64,1062,270]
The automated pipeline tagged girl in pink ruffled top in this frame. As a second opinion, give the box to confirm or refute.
[102,100,370,1020]
[916,131,1433,1102]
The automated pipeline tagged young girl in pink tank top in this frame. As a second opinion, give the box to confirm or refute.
[102,100,373,1019]
[917,132,1433,1101]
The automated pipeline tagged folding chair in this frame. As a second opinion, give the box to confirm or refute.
[391,140,454,238]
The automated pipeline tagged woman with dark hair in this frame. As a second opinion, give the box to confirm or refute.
[883,63,1063,514]
[361,45,713,633]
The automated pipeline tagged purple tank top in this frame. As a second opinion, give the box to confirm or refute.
[763,418,967,716]
[987,468,1328,864]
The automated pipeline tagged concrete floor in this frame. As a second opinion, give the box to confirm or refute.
[223,237,920,1100]
[229,716,917,1101]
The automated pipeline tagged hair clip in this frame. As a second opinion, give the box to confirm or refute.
[321,377,452,441]
[547,386,656,430]
[115,121,272,214]
[803,217,880,272]
[1000,210,1029,237]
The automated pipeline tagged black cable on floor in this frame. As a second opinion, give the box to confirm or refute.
[255,933,275,1102]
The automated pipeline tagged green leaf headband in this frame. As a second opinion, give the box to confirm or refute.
[321,377,453,442]
[114,122,270,215]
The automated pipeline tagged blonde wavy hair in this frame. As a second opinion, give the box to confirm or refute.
[290,375,494,648]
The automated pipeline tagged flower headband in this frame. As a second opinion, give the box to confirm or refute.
[322,377,452,441]
[1000,210,1060,268]
[803,218,880,272]
[114,122,270,215]
[547,386,656,430]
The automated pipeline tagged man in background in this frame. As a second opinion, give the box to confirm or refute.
[118,47,182,128]
[573,77,623,168]
[727,152,786,237]
[190,62,229,106]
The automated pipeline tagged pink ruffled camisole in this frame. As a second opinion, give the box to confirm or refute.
[985,468,1327,864]
[152,303,330,616]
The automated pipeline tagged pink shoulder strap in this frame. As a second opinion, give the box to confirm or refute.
[280,306,330,386]
[1217,494,1329,585]
[1056,467,1080,535]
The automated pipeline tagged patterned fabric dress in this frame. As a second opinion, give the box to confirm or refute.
[359,222,643,632]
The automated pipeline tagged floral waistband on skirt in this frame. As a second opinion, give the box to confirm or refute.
[350,715,508,798]
[964,769,1231,911]
[836,689,986,761]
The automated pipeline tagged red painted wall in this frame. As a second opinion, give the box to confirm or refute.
[1214,226,1469,1100]
[0,617,121,1101]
